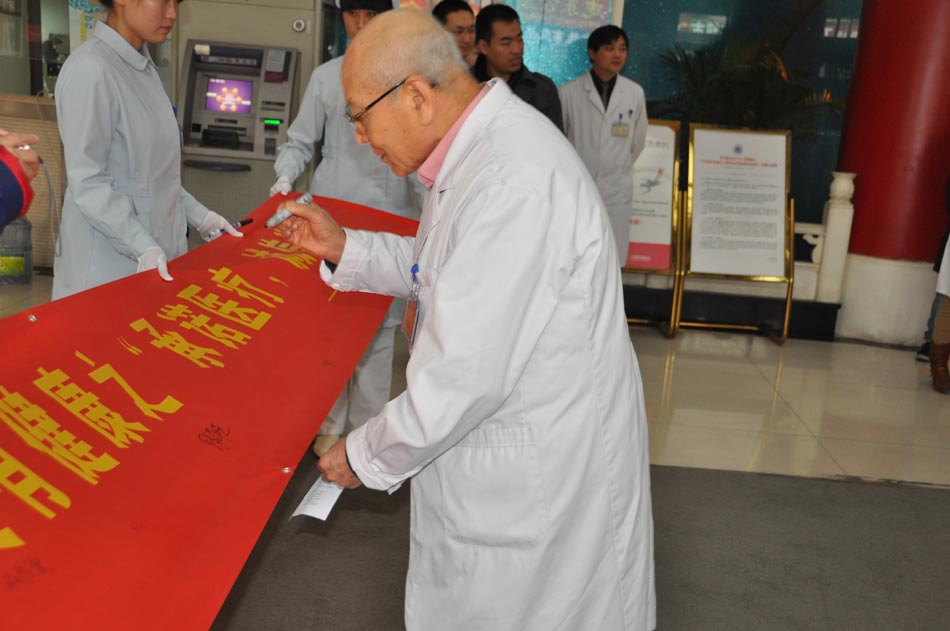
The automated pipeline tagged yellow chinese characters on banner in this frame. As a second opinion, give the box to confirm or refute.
[0,445,70,523]
[3,237,321,541]
[130,266,288,368]
[0,195,419,630]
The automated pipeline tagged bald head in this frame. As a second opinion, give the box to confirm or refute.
[340,8,482,177]
[343,8,471,96]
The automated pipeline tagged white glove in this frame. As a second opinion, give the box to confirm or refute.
[269,176,292,196]
[197,211,244,242]
[136,246,173,282]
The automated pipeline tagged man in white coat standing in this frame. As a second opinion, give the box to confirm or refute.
[561,25,648,267]
[277,9,655,631]
[271,0,420,456]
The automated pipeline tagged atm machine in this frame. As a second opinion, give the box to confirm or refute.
[177,40,301,240]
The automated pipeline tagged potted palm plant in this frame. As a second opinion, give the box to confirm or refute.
[651,0,845,200]
[651,0,842,134]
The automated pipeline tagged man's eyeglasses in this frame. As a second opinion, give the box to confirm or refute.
[343,76,409,128]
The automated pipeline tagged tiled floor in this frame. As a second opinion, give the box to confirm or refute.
[632,327,950,486]
[5,273,949,487]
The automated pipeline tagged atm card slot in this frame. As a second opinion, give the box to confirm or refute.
[201,128,243,149]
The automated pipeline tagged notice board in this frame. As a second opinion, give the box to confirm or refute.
[688,126,790,279]
[626,121,680,272]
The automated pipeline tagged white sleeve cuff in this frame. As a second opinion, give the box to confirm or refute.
[345,424,404,493]
[318,228,370,290]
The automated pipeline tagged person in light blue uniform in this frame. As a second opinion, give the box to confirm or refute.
[53,0,240,300]
[271,0,422,456]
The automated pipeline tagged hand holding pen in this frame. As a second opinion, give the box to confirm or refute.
[197,211,249,242]
[271,193,347,264]
[205,218,253,240]
[266,192,313,227]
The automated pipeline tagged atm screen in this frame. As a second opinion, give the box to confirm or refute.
[205,77,253,114]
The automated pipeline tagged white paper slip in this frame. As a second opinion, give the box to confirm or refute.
[265,50,287,73]
[293,477,344,521]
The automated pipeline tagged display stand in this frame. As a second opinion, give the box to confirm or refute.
[672,124,794,344]
[623,120,682,336]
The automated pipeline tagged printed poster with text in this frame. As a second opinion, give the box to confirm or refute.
[0,194,418,630]
[626,122,678,270]
[689,128,789,277]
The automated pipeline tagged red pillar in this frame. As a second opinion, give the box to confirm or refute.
[837,0,950,262]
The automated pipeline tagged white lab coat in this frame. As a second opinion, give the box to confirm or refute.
[53,21,211,299]
[327,80,655,631]
[560,71,647,265]
[276,55,423,434]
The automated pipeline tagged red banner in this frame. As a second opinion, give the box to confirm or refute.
[0,194,417,629]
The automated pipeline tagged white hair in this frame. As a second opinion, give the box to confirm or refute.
[366,11,469,93]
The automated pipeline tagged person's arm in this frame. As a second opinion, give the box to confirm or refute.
[272,68,327,188]
[630,84,648,164]
[55,57,158,260]
[344,179,564,491]
[324,228,416,297]
[180,189,243,241]
[180,188,211,228]
[279,198,415,297]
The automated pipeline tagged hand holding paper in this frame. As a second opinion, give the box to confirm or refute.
[318,436,362,489]
[293,477,344,521]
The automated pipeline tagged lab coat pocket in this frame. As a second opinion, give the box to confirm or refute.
[439,425,545,547]
[111,177,152,228]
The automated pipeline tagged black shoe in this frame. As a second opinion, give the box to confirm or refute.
[916,342,930,362]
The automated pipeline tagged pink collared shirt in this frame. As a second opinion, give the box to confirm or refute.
[416,82,492,190]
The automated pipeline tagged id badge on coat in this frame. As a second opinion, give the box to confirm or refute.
[402,262,420,349]
[402,297,419,348]
[611,122,630,137]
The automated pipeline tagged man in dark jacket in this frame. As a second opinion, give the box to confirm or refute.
[472,4,563,133]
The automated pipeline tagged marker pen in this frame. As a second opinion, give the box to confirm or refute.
[266,192,313,228]
[206,218,253,240]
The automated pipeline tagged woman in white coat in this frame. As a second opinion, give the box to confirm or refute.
[271,0,422,456]
[280,11,655,630]
[54,0,241,300]
[560,25,647,266]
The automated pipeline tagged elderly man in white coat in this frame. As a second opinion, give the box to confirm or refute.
[271,0,422,456]
[560,25,648,267]
[276,9,655,631]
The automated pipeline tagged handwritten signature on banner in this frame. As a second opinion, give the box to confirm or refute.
[0,232,320,552]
